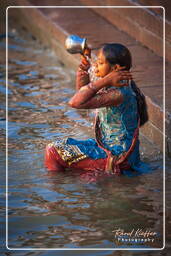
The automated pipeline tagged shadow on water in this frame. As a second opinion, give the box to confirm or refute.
[0,22,171,255]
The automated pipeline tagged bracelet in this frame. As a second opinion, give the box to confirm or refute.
[87,82,97,92]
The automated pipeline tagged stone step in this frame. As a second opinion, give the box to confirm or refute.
[7,0,171,154]
[80,0,171,62]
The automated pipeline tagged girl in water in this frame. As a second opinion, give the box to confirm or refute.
[45,43,148,176]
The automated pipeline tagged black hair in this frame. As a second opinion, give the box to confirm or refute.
[102,43,148,126]
[102,43,132,70]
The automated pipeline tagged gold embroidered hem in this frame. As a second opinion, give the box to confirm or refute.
[49,140,87,165]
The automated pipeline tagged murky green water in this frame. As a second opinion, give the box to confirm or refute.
[0,23,171,255]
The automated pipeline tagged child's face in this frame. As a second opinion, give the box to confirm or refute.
[94,50,112,78]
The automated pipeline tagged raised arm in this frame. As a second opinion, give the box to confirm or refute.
[69,88,123,109]
[69,69,132,109]
[76,70,90,91]
[76,55,90,91]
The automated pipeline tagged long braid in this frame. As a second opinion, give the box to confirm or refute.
[130,80,148,126]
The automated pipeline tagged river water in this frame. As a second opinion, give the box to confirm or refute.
[0,24,171,255]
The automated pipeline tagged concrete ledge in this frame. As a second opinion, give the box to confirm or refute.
[6,0,171,154]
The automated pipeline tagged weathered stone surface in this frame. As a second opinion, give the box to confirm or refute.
[79,0,171,62]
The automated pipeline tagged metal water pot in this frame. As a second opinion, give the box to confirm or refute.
[65,34,87,54]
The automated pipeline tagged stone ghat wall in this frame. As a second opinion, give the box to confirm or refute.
[80,0,171,62]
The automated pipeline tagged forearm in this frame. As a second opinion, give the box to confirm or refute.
[69,88,123,109]
[69,68,131,108]
[76,55,91,91]
[76,70,90,91]
[69,77,111,108]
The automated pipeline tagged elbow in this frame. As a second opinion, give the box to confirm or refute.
[68,99,81,109]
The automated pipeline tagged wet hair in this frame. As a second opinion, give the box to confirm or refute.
[102,43,132,70]
[102,43,148,126]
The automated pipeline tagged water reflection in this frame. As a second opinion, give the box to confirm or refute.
[0,23,170,253]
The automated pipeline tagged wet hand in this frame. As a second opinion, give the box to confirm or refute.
[79,54,90,71]
[106,67,132,87]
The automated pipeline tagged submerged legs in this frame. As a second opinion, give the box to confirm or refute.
[44,145,66,172]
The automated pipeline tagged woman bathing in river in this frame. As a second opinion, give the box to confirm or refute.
[45,43,149,176]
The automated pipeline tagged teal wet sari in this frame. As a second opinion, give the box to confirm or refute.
[52,85,149,174]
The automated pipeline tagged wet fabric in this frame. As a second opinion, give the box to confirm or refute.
[45,85,150,175]
[45,144,106,173]
[96,86,141,168]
